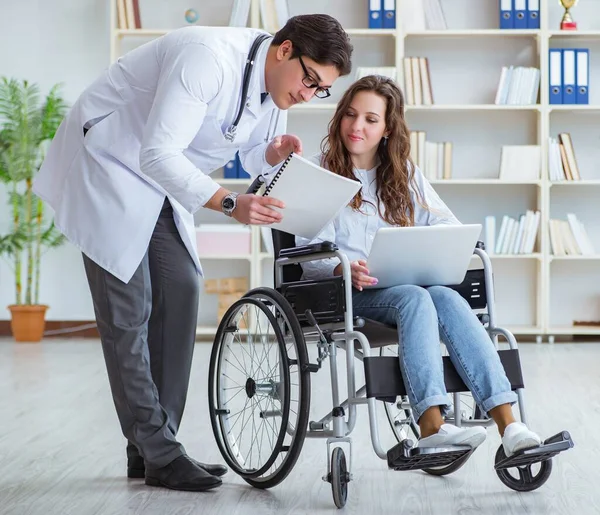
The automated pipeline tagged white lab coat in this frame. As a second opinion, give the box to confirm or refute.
[33,26,286,283]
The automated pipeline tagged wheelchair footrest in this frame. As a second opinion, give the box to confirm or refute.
[495,431,574,470]
[387,440,473,471]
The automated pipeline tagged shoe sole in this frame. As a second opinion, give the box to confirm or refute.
[418,430,487,450]
[127,468,145,479]
[129,467,227,479]
[454,431,487,449]
[145,477,222,491]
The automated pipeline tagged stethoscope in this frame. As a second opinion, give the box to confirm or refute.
[225,33,278,143]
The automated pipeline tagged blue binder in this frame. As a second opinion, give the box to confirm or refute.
[224,158,237,179]
[576,49,589,104]
[549,49,562,104]
[527,0,540,29]
[514,0,527,29]
[562,49,577,104]
[369,0,383,29]
[382,0,396,29]
[499,0,514,29]
[236,154,250,179]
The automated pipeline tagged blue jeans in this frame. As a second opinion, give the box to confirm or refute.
[353,285,517,422]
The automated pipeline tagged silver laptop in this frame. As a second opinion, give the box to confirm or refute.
[363,224,482,289]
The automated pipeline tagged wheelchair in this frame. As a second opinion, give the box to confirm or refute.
[208,226,574,509]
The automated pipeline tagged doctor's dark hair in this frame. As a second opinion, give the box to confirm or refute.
[321,75,428,227]
[272,14,353,75]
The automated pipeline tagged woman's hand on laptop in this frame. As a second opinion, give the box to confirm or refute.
[335,259,378,291]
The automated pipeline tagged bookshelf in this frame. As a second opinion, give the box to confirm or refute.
[109,0,600,341]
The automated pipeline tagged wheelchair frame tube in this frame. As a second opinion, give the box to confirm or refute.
[473,247,528,425]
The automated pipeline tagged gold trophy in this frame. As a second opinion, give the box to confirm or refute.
[559,0,578,30]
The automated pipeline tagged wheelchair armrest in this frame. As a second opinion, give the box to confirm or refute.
[279,241,338,259]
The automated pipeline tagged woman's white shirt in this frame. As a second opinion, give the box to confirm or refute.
[295,153,460,280]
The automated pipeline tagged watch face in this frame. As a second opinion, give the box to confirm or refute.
[223,197,235,210]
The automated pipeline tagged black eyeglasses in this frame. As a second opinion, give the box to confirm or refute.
[298,55,331,99]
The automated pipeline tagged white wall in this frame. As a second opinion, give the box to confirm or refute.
[0,0,237,320]
[0,0,111,320]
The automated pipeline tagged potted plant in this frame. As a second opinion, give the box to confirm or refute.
[0,78,68,342]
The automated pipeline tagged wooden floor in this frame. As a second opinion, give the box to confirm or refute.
[0,338,597,515]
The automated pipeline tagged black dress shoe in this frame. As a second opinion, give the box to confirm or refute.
[128,454,227,479]
[127,455,146,479]
[145,455,222,492]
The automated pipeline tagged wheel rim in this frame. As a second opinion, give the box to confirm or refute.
[241,289,308,483]
[212,297,290,477]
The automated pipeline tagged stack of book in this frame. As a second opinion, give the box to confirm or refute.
[549,214,595,256]
[399,0,447,30]
[494,66,540,105]
[403,57,434,105]
[409,131,452,180]
[484,211,541,255]
[548,133,581,181]
[116,0,141,29]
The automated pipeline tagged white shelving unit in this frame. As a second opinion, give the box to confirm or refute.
[109,0,600,340]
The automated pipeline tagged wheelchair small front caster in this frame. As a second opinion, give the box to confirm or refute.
[494,444,553,492]
[331,447,350,508]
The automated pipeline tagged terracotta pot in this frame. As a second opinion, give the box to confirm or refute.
[7,304,49,342]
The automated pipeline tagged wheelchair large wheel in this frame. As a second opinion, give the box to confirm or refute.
[494,445,553,492]
[208,287,311,490]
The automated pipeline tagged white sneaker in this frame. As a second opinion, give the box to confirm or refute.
[502,422,542,457]
[417,423,487,450]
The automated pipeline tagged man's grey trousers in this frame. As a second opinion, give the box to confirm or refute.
[83,199,199,467]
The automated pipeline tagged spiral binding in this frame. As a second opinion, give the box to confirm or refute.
[263,152,294,196]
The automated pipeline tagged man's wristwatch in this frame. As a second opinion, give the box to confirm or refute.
[221,192,239,217]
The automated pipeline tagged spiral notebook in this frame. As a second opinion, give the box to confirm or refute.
[263,153,361,239]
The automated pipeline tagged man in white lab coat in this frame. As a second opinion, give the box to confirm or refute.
[33,14,352,491]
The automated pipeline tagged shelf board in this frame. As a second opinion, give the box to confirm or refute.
[215,178,252,186]
[431,179,542,185]
[290,103,337,111]
[549,105,600,112]
[115,28,396,38]
[550,180,600,186]
[405,29,540,37]
[292,104,541,113]
[198,254,252,260]
[547,326,600,335]
[116,29,169,37]
[477,253,543,260]
[548,30,600,38]
[505,326,543,335]
[196,326,218,337]
[406,104,541,111]
[550,255,600,261]
[345,28,396,36]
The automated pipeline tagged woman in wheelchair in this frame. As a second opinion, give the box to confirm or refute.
[296,75,541,457]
